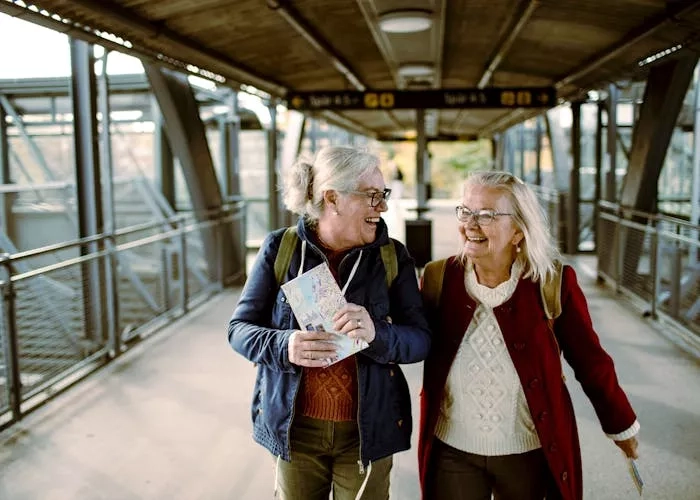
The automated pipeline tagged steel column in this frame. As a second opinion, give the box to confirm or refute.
[267,103,281,230]
[568,102,582,254]
[606,84,618,201]
[280,111,306,227]
[692,66,700,262]
[535,116,542,185]
[416,109,427,215]
[144,63,236,282]
[594,101,604,250]
[70,38,106,343]
[0,101,14,240]
[518,122,526,179]
[545,109,570,191]
[222,92,241,200]
[97,52,120,355]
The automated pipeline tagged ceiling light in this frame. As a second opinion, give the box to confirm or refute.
[379,9,433,33]
[398,63,434,78]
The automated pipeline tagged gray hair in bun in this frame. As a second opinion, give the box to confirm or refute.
[282,145,380,222]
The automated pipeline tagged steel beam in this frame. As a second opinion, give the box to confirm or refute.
[221,92,241,200]
[11,0,285,97]
[152,97,176,209]
[615,55,698,282]
[478,0,540,88]
[0,95,56,182]
[621,56,698,212]
[70,38,106,343]
[594,102,604,249]
[144,62,236,282]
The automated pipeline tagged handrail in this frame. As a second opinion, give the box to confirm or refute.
[2,203,246,264]
[598,200,699,230]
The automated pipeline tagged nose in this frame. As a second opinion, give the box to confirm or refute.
[375,198,389,212]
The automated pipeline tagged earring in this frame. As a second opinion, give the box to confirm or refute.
[516,245,521,253]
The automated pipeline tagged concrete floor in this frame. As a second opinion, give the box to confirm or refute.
[1,206,699,499]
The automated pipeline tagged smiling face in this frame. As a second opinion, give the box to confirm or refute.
[321,167,388,250]
[459,183,523,273]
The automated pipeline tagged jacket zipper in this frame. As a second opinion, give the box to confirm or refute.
[355,356,365,474]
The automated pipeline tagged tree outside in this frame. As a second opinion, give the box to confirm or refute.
[377,140,492,199]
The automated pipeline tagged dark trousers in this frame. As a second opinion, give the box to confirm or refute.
[425,439,555,500]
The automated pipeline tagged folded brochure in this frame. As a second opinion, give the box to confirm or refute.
[281,262,369,365]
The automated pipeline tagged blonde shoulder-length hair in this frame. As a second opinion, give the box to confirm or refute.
[460,170,561,284]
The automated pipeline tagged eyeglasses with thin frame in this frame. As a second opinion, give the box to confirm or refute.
[346,188,392,207]
[455,206,513,225]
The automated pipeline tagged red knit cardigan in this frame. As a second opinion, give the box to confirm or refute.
[418,257,637,500]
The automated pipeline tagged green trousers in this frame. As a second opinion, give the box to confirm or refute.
[277,415,393,500]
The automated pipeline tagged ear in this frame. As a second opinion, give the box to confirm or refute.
[323,190,339,210]
[512,230,524,247]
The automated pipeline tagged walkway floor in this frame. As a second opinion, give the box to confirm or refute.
[1,254,699,499]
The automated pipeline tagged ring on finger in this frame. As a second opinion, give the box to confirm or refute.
[356,319,362,329]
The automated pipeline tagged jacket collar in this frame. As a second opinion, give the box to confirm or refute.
[295,216,390,252]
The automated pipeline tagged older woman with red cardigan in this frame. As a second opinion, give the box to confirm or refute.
[418,171,639,500]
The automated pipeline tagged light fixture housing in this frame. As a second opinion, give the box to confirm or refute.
[378,9,433,33]
[397,62,434,79]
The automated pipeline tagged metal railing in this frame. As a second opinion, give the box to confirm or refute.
[597,201,699,343]
[0,202,246,430]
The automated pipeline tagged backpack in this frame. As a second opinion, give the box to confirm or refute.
[273,226,398,288]
[422,258,566,378]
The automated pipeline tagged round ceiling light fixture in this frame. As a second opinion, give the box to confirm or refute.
[397,62,435,78]
[378,9,433,33]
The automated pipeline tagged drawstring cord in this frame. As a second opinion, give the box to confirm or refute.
[273,455,281,498]
[354,460,372,500]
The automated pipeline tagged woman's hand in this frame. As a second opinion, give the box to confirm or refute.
[333,303,376,344]
[614,436,639,459]
[288,330,338,368]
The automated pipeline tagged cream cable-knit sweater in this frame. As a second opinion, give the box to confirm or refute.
[435,259,542,456]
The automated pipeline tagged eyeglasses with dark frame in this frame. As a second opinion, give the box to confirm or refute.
[455,206,513,225]
[346,188,392,207]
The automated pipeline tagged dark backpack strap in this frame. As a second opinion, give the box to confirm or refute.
[274,227,298,286]
[380,240,398,289]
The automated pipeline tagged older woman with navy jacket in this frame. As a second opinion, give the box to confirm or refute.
[418,171,639,500]
[229,146,431,500]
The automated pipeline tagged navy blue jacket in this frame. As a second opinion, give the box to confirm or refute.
[228,218,431,465]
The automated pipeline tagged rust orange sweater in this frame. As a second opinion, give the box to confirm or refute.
[297,244,358,421]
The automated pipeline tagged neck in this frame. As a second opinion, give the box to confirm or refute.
[472,261,514,288]
[316,220,351,252]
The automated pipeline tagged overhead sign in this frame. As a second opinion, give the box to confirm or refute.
[286,87,556,111]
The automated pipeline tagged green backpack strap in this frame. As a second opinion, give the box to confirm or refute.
[540,260,565,380]
[274,227,398,288]
[380,240,398,289]
[274,227,299,286]
[540,260,563,321]
[422,258,448,312]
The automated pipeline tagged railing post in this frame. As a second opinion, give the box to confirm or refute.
[615,207,624,294]
[217,209,225,291]
[159,225,171,313]
[178,220,188,314]
[0,253,21,424]
[103,234,120,357]
[649,219,660,319]
[669,240,682,318]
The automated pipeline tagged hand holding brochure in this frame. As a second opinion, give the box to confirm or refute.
[281,263,369,365]
[626,457,643,496]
